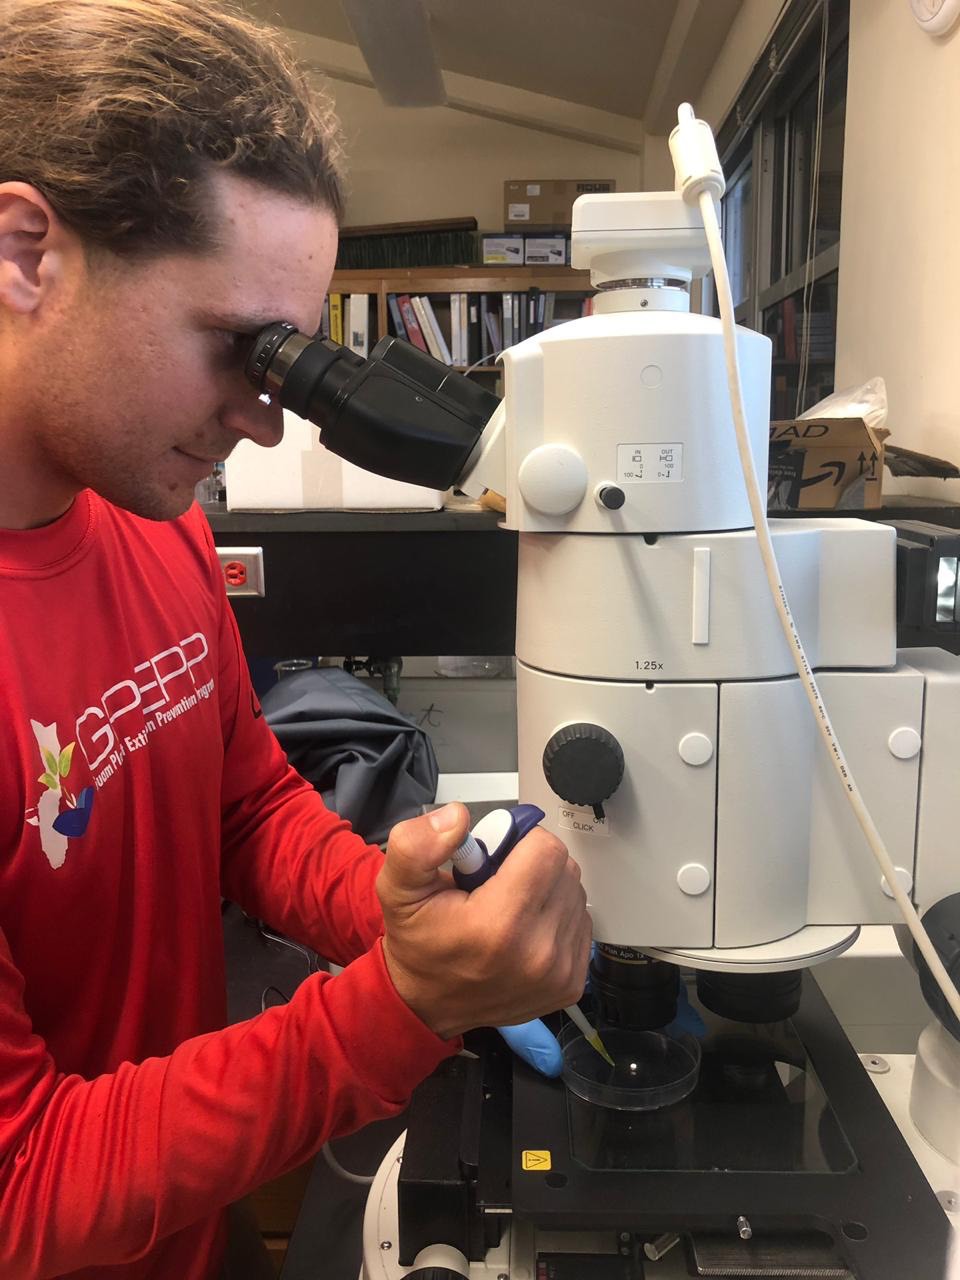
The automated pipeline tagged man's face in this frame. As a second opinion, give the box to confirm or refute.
[22,172,338,521]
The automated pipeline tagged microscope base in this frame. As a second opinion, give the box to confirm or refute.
[367,976,953,1280]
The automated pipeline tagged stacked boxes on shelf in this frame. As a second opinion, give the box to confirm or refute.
[482,177,616,267]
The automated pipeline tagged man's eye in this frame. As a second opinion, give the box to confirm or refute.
[214,330,250,359]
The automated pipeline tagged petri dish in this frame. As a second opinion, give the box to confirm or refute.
[560,1021,701,1111]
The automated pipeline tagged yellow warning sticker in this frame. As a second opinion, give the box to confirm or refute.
[521,1150,552,1171]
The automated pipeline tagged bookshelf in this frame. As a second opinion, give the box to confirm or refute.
[326,264,592,377]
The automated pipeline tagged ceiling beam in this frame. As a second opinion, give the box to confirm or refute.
[304,61,643,156]
[339,0,446,107]
[644,0,701,134]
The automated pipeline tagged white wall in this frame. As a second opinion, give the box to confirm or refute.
[696,0,785,129]
[836,0,960,498]
[330,79,643,228]
[288,31,643,228]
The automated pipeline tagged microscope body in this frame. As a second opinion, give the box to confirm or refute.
[493,193,960,971]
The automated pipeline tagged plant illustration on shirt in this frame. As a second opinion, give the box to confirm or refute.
[25,720,95,869]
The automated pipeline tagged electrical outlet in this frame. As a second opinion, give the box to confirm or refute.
[217,546,265,597]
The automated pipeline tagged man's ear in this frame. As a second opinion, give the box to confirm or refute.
[0,182,75,315]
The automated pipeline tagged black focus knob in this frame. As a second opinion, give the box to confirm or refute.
[543,722,624,820]
[405,1270,467,1280]
[598,484,626,510]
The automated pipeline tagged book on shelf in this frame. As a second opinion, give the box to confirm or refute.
[320,295,330,340]
[387,293,407,340]
[329,292,343,345]
[484,299,502,355]
[336,217,479,270]
[421,296,453,365]
[411,296,452,364]
[504,291,515,348]
[527,286,541,336]
[459,293,469,366]
[410,296,440,360]
[396,294,428,352]
[467,296,481,366]
[479,294,491,359]
[450,291,462,367]
[346,293,370,358]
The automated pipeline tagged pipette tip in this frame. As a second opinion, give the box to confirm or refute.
[588,1031,616,1067]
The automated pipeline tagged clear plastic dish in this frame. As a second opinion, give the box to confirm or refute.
[560,1022,702,1111]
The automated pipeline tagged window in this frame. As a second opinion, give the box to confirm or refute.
[710,0,849,419]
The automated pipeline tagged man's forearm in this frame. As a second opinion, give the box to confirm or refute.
[220,766,385,963]
[0,944,453,1278]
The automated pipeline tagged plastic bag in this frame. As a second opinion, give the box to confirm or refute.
[798,376,888,431]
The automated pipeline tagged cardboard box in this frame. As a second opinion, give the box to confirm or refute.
[523,235,567,266]
[503,179,616,230]
[225,411,445,511]
[768,417,890,511]
[481,234,524,265]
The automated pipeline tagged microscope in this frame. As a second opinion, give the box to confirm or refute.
[245,109,960,1279]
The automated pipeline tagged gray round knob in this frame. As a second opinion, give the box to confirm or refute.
[678,732,713,766]
[677,863,711,896]
[888,727,921,759]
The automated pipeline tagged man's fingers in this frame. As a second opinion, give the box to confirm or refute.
[380,803,470,902]
[379,809,593,1037]
[476,827,572,910]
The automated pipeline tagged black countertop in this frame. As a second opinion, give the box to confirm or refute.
[202,502,504,534]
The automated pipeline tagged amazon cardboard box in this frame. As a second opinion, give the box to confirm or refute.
[768,417,890,511]
[503,179,616,231]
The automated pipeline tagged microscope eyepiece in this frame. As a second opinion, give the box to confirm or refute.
[243,322,499,491]
[244,321,299,391]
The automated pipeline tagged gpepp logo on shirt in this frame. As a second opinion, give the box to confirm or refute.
[24,630,214,870]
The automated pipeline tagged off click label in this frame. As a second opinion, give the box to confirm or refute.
[559,805,611,837]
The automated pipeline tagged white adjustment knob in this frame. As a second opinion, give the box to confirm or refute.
[881,868,914,899]
[518,445,588,516]
[888,727,921,760]
[678,732,713,766]
[677,863,712,896]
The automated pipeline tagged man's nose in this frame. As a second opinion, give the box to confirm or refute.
[219,389,285,449]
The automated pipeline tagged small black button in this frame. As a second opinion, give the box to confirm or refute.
[598,485,626,510]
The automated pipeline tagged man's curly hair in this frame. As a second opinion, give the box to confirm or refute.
[0,0,345,257]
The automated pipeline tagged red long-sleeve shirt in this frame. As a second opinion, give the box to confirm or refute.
[0,492,455,1279]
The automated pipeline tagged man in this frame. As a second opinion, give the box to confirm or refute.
[0,2,592,1277]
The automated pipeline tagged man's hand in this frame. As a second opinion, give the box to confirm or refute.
[378,803,591,1040]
